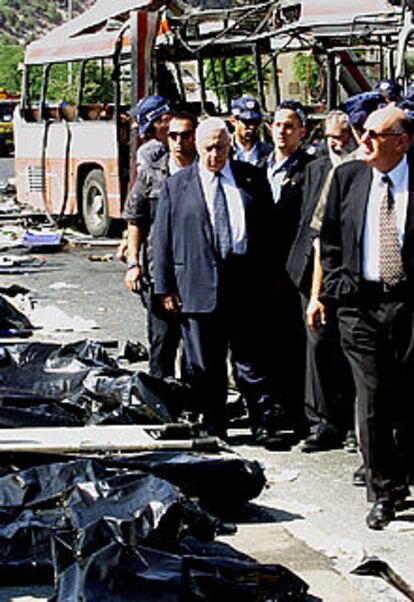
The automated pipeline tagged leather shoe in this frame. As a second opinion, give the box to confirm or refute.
[253,426,272,445]
[352,464,366,487]
[301,429,341,453]
[366,500,395,530]
[343,430,358,453]
[392,485,410,511]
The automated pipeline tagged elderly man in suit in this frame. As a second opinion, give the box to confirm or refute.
[321,105,414,529]
[153,117,274,441]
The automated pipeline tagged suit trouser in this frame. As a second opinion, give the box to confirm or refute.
[142,285,181,379]
[269,275,306,429]
[179,260,273,435]
[301,294,355,436]
[337,294,414,502]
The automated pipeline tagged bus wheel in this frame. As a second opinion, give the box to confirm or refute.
[82,169,111,237]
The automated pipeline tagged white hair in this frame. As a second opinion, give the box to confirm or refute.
[325,110,350,132]
[195,117,231,148]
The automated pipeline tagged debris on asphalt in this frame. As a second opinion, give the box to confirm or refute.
[0,283,31,296]
[49,282,80,290]
[120,339,149,362]
[87,253,113,261]
[351,555,414,601]
[267,469,300,483]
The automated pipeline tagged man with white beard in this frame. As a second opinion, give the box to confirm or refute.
[287,110,357,452]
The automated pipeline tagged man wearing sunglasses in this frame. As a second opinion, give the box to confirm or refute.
[320,105,414,530]
[123,111,197,379]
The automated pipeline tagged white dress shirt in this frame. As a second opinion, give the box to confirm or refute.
[168,155,182,175]
[362,156,409,281]
[198,160,247,255]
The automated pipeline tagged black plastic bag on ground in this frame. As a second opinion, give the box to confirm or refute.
[0,457,230,584]
[100,452,266,510]
[0,459,108,507]
[0,294,33,332]
[52,471,228,576]
[52,541,308,602]
[0,341,116,404]
[0,341,175,426]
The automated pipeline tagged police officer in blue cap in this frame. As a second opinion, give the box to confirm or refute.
[374,79,403,104]
[230,96,272,168]
[342,92,386,144]
[128,95,172,163]
[398,83,414,122]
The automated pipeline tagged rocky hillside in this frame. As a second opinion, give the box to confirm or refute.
[0,0,95,43]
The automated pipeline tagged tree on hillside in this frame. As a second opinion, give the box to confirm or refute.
[0,38,23,95]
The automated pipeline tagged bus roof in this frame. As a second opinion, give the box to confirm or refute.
[299,0,400,23]
[25,0,162,65]
[271,0,402,50]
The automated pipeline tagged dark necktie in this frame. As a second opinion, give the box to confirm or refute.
[379,175,403,287]
[213,173,232,259]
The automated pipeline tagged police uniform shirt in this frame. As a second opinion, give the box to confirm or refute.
[234,141,261,166]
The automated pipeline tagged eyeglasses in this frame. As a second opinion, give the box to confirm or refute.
[364,129,404,139]
[168,131,193,140]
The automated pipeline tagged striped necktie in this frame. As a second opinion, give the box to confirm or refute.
[379,175,403,287]
[213,172,232,259]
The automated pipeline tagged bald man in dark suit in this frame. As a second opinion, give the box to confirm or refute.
[321,106,414,529]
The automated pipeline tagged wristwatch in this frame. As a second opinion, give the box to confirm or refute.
[127,261,139,270]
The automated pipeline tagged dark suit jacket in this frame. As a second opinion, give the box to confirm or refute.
[153,159,272,313]
[320,157,414,305]
[286,154,332,296]
[268,148,315,275]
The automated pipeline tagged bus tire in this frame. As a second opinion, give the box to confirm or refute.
[82,169,111,237]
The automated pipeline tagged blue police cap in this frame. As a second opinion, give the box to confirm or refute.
[374,79,403,102]
[128,95,171,134]
[231,96,263,121]
[342,92,386,127]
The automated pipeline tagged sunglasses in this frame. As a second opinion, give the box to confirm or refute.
[364,129,404,139]
[168,131,193,140]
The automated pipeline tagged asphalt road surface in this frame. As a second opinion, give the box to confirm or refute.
[0,157,15,183]
[0,228,413,601]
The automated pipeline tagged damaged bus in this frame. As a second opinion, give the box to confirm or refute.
[14,0,280,236]
[14,0,411,236]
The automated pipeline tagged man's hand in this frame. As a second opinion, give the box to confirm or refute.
[125,265,142,292]
[162,293,181,313]
[306,296,326,334]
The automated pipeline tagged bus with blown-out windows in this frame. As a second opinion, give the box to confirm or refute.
[14,0,412,236]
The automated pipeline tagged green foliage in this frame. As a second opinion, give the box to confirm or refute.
[206,56,261,102]
[0,0,92,43]
[27,59,114,106]
[0,38,23,95]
